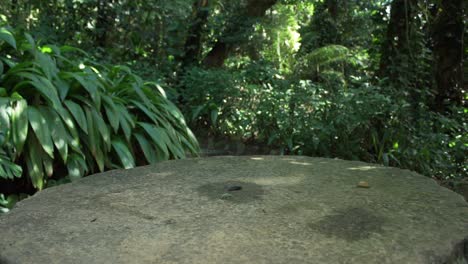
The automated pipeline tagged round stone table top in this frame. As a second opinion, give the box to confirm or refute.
[1,156,467,264]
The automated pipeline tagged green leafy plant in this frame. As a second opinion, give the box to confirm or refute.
[0,26,199,190]
[0,193,29,214]
[181,67,250,136]
[180,60,466,180]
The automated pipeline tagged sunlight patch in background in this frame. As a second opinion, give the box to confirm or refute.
[289,161,313,166]
[250,157,265,161]
[348,166,378,171]
[253,175,305,186]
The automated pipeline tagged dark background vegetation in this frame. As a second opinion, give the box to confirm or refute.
[0,0,466,211]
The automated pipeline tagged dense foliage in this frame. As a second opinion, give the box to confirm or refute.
[0,23,198,211]
[0,0,466,211]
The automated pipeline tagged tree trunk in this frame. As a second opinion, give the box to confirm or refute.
[96,0,114,47]
[183,0,210,67]
[202,42,230,68]
[326,0,338,20]
[202,0,277,68]
[64,0,76,42]
[246,0,277,17]
[431,0,464,112]
[378,0,417,78]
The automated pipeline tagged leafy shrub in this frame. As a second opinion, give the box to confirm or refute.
[180,67,253,137]
[0,26,199,192]
[180,63,292,140]
[270,80,466,179]
[0,193,28,214]
[179,60,466,180]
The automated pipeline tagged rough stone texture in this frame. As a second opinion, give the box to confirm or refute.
[0,156,467,264]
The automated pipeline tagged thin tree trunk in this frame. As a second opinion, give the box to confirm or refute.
[183,0,210,67]
[326,0,338,20]
[378,0,417,78]
[96,0,114,47]
[431,0,464,112]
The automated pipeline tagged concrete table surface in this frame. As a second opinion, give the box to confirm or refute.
[0,156,467,264]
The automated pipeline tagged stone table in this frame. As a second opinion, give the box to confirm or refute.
[1,156,467,264]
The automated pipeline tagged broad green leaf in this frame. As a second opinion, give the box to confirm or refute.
[84,107,98,154]
[67,154,87,181]
[64,100,88,134]
[67,94,93,108]
[2,63,37,79]
[25,136,44,190]
[23,33,36,54]
[0,164,5,179]
[115,104,134,140]
[53,76,70,101]
[145,82,167,98]
[160,101,188,125]
[111,139,135,169]
[131,83,153,110]
[102,95,119,132]
[157,126,186,158]
[84,107,104,171]
[28,106,54,158]
[0,102,10,146]
[57,107,80,152]
[0,155,22,179]
[120,105,135,128]
[35,51,58,80]
[10,97,28,155]
[0,194,7,206]
[382,153,389,166]
[40,107,69,162]
[94,147,105,172]
[15,73,62,109]
[42,153,54,177]
[91,109,110,152]
[138,122,169,160]
[1,57,16,68]
[65,73,101,108]
[184,127,199,148]
[134,133,158,163]
[180,136,199,156]
[2,194,22,210]
[167,141,185,159]
[159,123,185,159]
[0,28,16,49]
[119,114,132,141]
[130,99,158,124]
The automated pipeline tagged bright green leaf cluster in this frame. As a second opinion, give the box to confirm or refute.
[0,27,199,190]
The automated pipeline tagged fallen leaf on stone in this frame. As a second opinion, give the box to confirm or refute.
[220,193,233,200]
[357,181,370,188]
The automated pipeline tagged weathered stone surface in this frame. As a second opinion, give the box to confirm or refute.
[0,156,467,264]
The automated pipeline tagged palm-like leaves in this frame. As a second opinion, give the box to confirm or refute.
[295,45,350,80]
[0,27,199,189]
